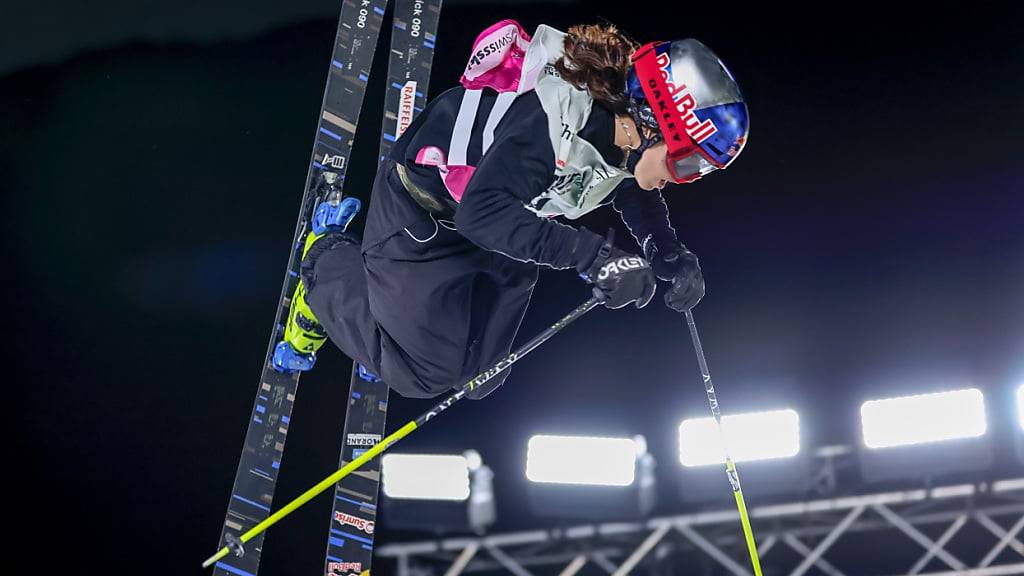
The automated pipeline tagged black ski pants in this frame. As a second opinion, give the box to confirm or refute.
[305,158,538,399]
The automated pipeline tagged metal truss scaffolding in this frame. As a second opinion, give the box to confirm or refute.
[377,478,1024,576]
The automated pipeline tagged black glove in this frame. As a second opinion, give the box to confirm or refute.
[582,230,656,309]
[645,242,705,312]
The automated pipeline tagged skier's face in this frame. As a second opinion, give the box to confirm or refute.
[634,141,673,191]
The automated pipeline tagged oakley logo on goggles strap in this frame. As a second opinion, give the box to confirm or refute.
[631,43,724,183]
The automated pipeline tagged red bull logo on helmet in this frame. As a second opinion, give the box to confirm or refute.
[654,51,718,144]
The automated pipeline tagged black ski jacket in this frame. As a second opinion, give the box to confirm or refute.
[390,86,680,272]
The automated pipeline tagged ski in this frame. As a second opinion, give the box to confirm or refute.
[213,2,389,575]
[324,2,443,575]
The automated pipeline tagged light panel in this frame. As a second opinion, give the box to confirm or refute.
[1017,384,1023,432]
[860,388,987,449]
[678,409,801,467]
[382,454,471,501]
[526,435,639,486]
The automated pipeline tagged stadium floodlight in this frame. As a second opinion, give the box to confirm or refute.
[676,408,808,503]
[526,434,656,520]
[526,434,642,486]
[382,453,471,500]
[381,451,495,534]
[1017,384,1023,432]
[678,409,801,467]
[858,386,994,482]
[860,388,987,449]
[1016,384,1024,465]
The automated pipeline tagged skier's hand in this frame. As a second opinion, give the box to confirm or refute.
[582,232,656,310]
[647,244,704,312]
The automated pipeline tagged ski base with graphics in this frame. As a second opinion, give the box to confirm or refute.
[212,2,389,576]
[324,2,442,575]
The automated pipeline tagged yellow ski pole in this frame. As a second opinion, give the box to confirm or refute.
[203,297,601,570]
[684,310,764,576]
[202,420,418,568]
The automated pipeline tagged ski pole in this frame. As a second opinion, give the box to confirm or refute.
[203,296,602,570]
[684,310,764,576]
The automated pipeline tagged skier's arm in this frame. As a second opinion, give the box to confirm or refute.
[454,101,604,271]
[612,181,705,310]
[612,179,680,255]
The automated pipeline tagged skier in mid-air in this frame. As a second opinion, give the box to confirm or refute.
[276,20,749,399]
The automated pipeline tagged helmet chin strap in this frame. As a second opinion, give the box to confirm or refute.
[624,102,663,174]
[626,148,643,174]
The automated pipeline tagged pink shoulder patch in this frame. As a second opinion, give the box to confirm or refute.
[414,146,476,203]
[414,145,446,167]
[440,166,476,203]
[460,20,531,92]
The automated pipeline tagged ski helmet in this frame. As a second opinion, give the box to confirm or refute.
[625,39,749,184]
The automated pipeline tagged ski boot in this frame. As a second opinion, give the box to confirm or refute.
[272,172,361,373]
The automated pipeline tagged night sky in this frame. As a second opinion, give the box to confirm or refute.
[5,1,1023,574]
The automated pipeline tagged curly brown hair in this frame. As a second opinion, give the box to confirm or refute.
[554,23,639,115]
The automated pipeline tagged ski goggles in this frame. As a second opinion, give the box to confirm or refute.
[629,41,748,184]
[662,133,721,184]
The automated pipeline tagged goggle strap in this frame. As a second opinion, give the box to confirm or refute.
[630,44,692,161]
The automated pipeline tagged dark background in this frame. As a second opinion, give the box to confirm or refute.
[4,0,1023,573]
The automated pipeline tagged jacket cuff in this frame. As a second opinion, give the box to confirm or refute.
[573,228,608,275]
